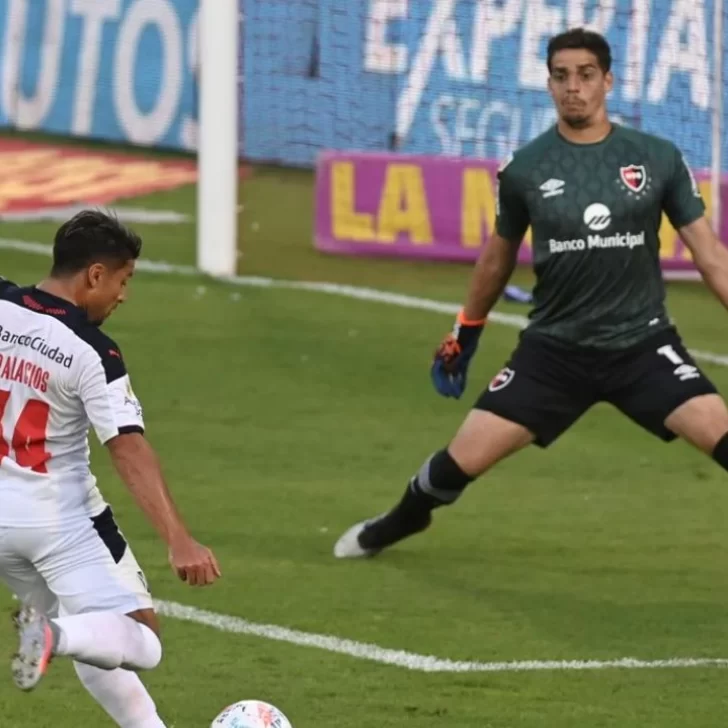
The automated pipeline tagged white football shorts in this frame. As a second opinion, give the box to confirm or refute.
[0,506,154,617]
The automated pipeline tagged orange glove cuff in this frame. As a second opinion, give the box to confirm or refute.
[456,309,487,327]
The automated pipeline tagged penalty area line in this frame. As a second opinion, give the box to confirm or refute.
[155,599,728,674]
[2,236,728,368]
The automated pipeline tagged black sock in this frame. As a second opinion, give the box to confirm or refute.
[412,448,474,504]
[712,432,728,471]
[359,450,474,549]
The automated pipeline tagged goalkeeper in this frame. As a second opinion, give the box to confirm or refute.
[334,28,728,559]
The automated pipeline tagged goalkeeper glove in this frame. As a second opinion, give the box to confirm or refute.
[430,309,485,399]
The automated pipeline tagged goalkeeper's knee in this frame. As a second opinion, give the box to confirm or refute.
[411,449,474,507]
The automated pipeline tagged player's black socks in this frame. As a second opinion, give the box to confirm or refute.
[359,449,474,550]
[711,432,728,471]
[413,448,475,505]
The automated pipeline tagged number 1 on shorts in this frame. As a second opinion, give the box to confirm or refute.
[657,344,684,366]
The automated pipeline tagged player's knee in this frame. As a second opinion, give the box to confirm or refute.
[711,431,728,472]
[414,448,474,506]
[121,620,162,671]
[138,623,162,669]
[125,609,162,667]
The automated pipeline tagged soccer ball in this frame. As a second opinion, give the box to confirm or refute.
[210,700,293,728]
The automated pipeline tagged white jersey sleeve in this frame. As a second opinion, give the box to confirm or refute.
[78,351,144,445]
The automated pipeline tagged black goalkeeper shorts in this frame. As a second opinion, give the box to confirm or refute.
[474,327,718,447]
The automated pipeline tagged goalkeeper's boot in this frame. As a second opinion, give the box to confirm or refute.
[11,603,58,691]
[333,508,432,559]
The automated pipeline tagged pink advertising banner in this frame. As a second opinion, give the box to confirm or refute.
[314,150,727,274]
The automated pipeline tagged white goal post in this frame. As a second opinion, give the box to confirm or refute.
[712,0,724,237]
[197,0,239,277]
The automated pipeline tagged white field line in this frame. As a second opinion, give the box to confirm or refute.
[155,599,728,674]
[3,237,728,367]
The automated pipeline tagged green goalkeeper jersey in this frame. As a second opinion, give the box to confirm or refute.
[495,123,705,349]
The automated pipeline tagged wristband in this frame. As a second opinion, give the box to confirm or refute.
[456,309,487,327]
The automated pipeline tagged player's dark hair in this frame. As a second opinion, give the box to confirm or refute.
[51,209,142,276]
[547,28,612,74]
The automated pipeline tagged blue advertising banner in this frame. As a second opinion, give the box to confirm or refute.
[0,0,198,150]
[0,1,725,171]
[243,0,728,169]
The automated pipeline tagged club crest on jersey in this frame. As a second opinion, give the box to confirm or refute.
[488,367,515,392]
[619,164,646,193]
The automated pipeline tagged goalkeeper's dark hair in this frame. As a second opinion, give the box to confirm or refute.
[547,28,612,74]
[51,209,142,276]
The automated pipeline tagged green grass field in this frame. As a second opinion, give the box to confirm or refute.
[2,146,728,727]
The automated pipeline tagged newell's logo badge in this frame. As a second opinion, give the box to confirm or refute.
[619,165,646,193]
[488,367,515,392]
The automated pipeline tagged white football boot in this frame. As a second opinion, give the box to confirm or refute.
[11,603,57,691]
[333,516,386,559]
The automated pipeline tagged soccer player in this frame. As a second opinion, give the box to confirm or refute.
[334,28,728,559]
[0,210,221,727]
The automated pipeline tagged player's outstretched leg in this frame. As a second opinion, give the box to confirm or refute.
[74,663,167,728]
[12,603,161,691]
[334,411,533,558]
[664,393,728,461]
